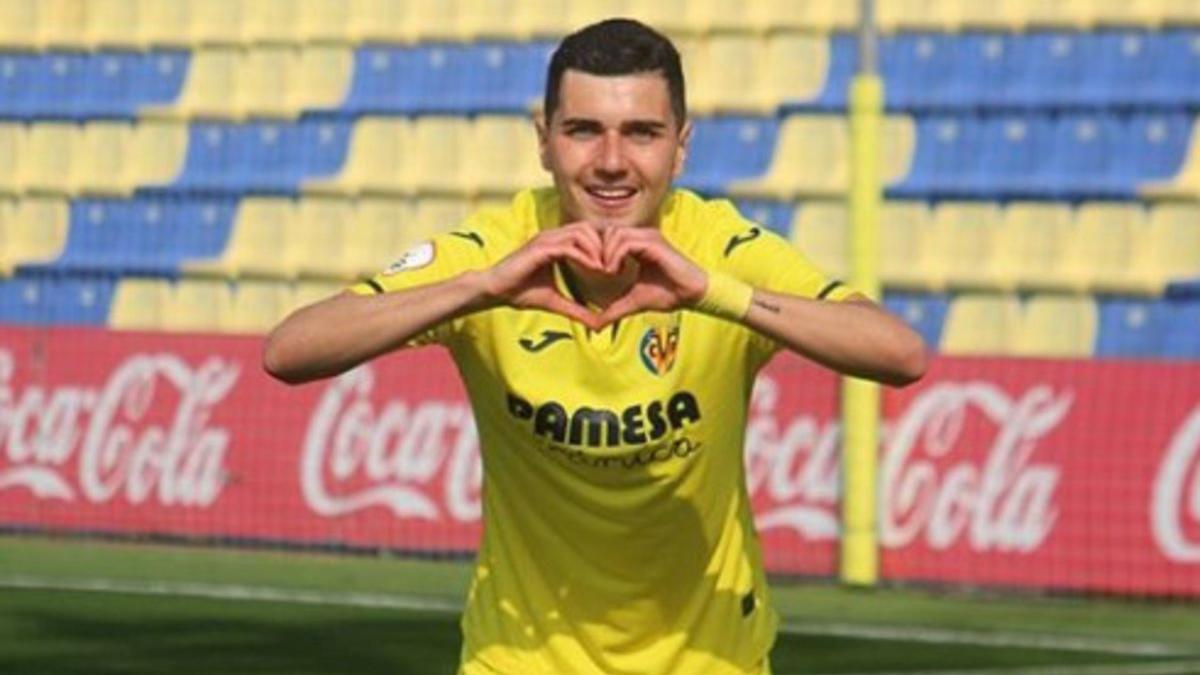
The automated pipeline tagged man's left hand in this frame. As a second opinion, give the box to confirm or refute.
[596,227,707,327]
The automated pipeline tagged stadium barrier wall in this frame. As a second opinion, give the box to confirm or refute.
[1,327,1198,598]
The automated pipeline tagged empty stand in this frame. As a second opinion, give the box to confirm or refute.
[109,277,170,330]
[163,277,234,332]
[227,279,292,334]
[791,201,847,279]
[1015,294,1099,357]
[941,293,1022,355]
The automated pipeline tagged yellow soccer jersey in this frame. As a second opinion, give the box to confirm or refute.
[350,188,853,675]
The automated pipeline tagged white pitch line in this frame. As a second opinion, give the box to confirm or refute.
[1,576,1195,662]
[831,661,1200,675]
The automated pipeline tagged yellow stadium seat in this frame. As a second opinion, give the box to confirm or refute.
[458,0,518,40]
[929,202,1003,290]
[882,116,917,185]
[288,280,344,315]
[3,197,69,273]
[572,1,645,34]
[352,198,412,276]
[686,0,765,34]
[879,200,935,290]
[403,1,462,42]
[294,196,355,279]
[507,0,573,39]
[22,123,78,196]
[242,0,299,45]
[788,0,860,32]
[995,202,1075,291]
[0,198,13,274]
[1025,0,1096,28]
[109,278,171,331]
[1062,203,1145,292]
[877,0,964,32]
[410,117,470,195]
[84,0,142,49]
[306,117,411,196]
[1124,203,1200,293]
[0,0,38,49]
[761,34,832,111]
[228,280,293,334]
[689,35,763,115]
[941,293,1022,355]
[730,115,848,199]
[1163,0,1200,25]
[409,197,471,249]
[129,119,189,188]
[36,0,88,49]
[143,48,241,119]
[0,123,24,195]
[73,122,136,196]
[1094,0,1165,27]
[791,201,847,280]
[1142,118,1200,200]
[237,47,300,119]
[186,198,296,279]
[164,278,235,333]
[297,0,353,43]
[297,46,354,111]
[1015,294,1098,357]
[959,0,1030,30]
[190,0,245,46]
[346,0,409,44]
[136,0,193,48]
[466,116,546,197]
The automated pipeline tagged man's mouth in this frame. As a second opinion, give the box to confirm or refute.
[584,185,637,209]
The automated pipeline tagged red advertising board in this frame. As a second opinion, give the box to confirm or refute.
[2,327,1198,597]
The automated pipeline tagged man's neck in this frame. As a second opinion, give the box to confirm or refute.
[563,257,638,309]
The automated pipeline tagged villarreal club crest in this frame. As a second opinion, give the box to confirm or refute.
[639,321,680,376]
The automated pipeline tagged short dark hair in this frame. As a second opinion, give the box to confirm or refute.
[544,18,686,127]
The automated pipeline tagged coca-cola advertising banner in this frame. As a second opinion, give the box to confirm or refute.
[2,327,1198,597]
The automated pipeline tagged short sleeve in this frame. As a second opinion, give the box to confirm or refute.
[347,229,491,346]
[715,220,857,362]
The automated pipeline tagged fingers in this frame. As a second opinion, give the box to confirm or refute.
[596,292,642,328]
[540,293,605,331]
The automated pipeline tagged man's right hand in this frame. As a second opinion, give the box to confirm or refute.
[482,222,607,330]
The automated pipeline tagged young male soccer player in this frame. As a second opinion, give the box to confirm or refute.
[264,18,926,675]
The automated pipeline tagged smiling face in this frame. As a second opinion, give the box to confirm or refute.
[537,70,691,231]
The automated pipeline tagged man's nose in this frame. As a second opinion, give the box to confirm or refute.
[596,132,626,175]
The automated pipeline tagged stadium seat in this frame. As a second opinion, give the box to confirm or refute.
[1,198,69,276]
[879,200,934,290]
[190,0,245,46]
[0,123,25,194]
[689,34,764,114]
[109,277,171,330]
[163,278,234,332]
[352,197,413,276]
[144,47,240,119]
[227,280,292,334]
[785,0,859,32]
[297,0,352,43]
[1163,0,1200,25]
[506,0,573,38]
[26,52,87,120]
[877,0,964,33]
[966,115,1054,199]
[294,196,354,279]
[734,200,793,238]
[409,116,470,195]
[172,196,239,265]
[289,280,344,315]
[137,0,193,48]
[297,118,353,184]
[45,199,135,274]
[791,201,847,279]
[345,0,411,44]
[185,197,295,279]
[130,118,190,189]
[401,1,461,42]
[678,117,778,195]
[929,202,1003,290]
[83,0,141,49]
[1006,33,1094,109]
[953,34,1016,109]
[21,123,78,196]
[237,47,299,119]
[1042,114,1127,199]
[236,122,303,193]
[1095,296,1166,357]
[57,275,117,325]
[35,0,89,50]
[465,116,546,197]
[764,33,833,111]
[1094,0,1167,27]
[1161,299,1200,358]
[242,0,299,45]
[0,199,13,274]
[940,293,1022,355]
[169,123,243,192]
[0,0,38,49]
[458,0,521,40]
[883,33,962,111]
[1141,115,1200,199]
[883,292,949,347]
[306,117,410,196]
[0,275,52,324]
[1122,113,1192,191]
[730,115,848,198]
[1015,294,1099,357]
[1124,203,1200,293]
[1062,203,1145,292]
[78,51,188,120]
[0,54,33,119]
[71,122,135,196]
[1025,0,1096,28]
[410,197,471,249]
[888,115,980,199]
[995,202,1075,291]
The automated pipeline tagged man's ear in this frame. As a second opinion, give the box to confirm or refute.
[672,118,692,179]
[533,110,551,171]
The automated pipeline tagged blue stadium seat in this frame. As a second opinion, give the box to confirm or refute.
[1096,297,1165,357]
[0,53,34,119]
[964,114,1055,199]
[1162,299,1200,358]
[734,199,793,238]
[954,34,1016,110]
[678,117,778,195]
[455,42,550,113]
[1121,112,1192,188]
[889,115,981,199]
[172,197,238,265]
[27,52,87,120]
[237,122,302,194]
[800,34,856,112]
[78,52,144,119]
[54,276,116,325]
[1040,114,1127,199]
[1143,30,1200,108]
[884,292,949,347]
[341,47,410,116]
[170,123,240,193]
[1006,33,1095,109]
[883,33,959,110]
[297,118,352,183]
[1093,31,1160,108]
[0,276,51,324]
[134,51,190,111]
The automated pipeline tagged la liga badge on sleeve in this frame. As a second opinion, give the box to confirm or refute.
[383,241,436,275]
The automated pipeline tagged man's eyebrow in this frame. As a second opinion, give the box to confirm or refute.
[560,117,602,128]
[621,120,668,132]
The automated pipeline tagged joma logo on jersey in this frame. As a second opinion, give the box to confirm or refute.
[506,391,701,448]
[639,325,679,376]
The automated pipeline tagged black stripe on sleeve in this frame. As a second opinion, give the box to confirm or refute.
[365,278,385,294]
[817,280,844,300]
